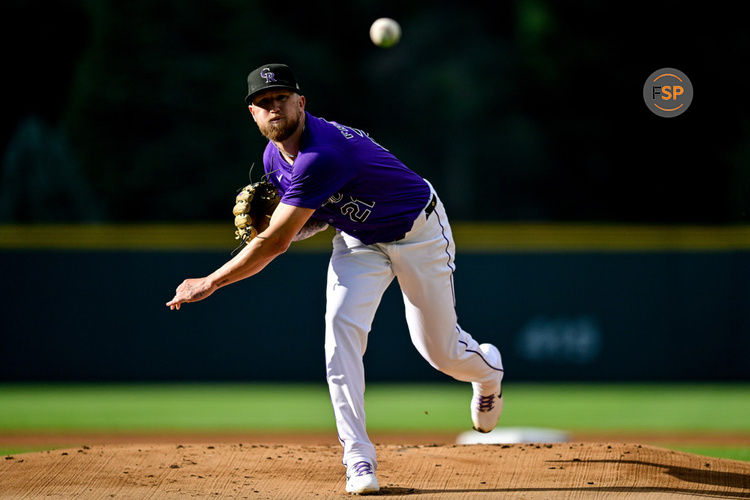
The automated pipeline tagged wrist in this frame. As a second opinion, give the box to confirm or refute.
[208,273,229,289]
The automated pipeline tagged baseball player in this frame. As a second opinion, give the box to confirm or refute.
[167,63,504,495]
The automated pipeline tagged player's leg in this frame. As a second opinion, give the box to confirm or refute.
[389,194,504,430]
[325,230,394,474]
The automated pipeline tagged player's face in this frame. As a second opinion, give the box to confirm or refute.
[249,90,305,142]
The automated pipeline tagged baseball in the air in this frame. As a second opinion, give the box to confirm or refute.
[369,18,401,48]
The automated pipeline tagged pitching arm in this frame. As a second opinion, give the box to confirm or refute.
[166,202,314,310]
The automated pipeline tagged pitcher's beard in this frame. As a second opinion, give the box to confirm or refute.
[259,112,302,142]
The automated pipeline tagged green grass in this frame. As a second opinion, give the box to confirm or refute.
[671,447,750,462]
[488,383,750,432]
[1,382,749,432]
[1,382,748,460]
[0,446,60,456]
[0,383,335,432]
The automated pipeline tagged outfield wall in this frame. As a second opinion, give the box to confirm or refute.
[1,224,749,382]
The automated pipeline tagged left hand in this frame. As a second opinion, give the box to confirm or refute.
[166,277,216,310]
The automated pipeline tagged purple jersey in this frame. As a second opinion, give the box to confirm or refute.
[262,112,430,245]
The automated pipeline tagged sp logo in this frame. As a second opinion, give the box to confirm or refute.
[643,68,693,117]
[259,67,276,83]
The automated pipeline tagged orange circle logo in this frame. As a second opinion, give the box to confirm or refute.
[643,68,693,118]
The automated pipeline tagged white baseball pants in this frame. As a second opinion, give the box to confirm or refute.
[324,186,503,469]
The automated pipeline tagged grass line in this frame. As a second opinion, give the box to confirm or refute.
[0,446,65,457]
[1,382,748,433]
[668,447,750,462]
[1,383,749,461]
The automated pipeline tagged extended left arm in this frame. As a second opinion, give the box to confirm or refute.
[166,202,315,310]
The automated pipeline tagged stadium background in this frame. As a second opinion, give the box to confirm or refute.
[2,0,748,382]
[0,0,748,464]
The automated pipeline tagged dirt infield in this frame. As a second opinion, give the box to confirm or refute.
[1,441,749,498]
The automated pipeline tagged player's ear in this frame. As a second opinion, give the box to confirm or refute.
[297,94,305,111]
[248,104,258,122]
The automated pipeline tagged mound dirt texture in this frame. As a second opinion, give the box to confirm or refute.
[1,442,749,499]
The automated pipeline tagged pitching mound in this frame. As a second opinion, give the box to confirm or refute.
[1,442,749,498]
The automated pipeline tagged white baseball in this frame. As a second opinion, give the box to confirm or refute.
[369,18,401,48]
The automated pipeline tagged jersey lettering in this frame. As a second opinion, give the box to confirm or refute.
[324,119,389,152]
[324,192,375,223]
[349,127,389,152]
[325,193,344,205]
[341,197,375,222]
[328,121,354,139]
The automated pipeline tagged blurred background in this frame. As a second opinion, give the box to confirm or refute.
[1,0,749,382]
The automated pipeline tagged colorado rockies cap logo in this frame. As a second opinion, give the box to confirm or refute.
[259,67,276,83]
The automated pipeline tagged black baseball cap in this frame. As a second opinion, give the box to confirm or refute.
[245,63,302,105]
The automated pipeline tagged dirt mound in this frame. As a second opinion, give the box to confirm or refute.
[1,442,749,498]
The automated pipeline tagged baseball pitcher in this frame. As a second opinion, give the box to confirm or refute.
[167,63,504,495]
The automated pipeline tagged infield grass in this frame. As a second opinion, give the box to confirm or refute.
[1,383,748,459]
[670,447,750,462]
[1,382,749,432]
